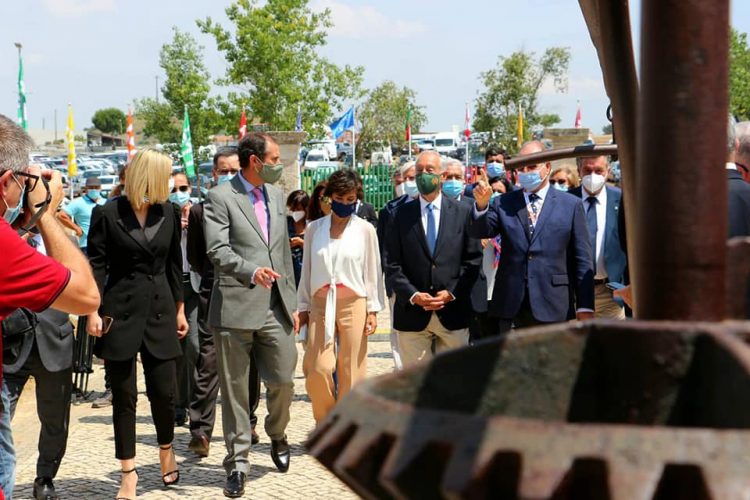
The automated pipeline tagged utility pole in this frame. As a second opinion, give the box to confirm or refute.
[54,109,58,142]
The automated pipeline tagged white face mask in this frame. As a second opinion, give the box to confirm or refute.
[291,210,305,222]
[582,173,606,194]
[394,183,405,197]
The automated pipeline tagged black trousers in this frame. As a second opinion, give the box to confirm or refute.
[497,291,547,334]
[189,283,260,441]
[176,281,201,414]
[3,343,72,479]
[470,311,502,342]
[106,346,176,459]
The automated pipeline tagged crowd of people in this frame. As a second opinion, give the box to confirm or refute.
[0,112,749,500]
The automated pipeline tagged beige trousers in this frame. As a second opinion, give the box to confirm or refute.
[595,283,626,319]
[303,294,368,423]
[397,313,469,367]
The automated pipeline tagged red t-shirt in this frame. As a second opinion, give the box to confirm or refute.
[0,219,71,379]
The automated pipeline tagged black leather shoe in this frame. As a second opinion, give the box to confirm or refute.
[223,470,246,498]
[33,477,59,500]
[271,437,290,472]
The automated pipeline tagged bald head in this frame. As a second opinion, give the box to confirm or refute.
[518,140,546,156]
[416,150,443,174]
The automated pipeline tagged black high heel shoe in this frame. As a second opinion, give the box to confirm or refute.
[159,444,180,486]
[115,467,138,500]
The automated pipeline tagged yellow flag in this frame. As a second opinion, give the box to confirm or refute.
[66,105,77,177]
[517,104,524,148]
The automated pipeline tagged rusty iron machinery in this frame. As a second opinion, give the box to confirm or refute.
[309,0,746,498]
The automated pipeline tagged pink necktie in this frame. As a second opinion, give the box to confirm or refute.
[252,187,269,243]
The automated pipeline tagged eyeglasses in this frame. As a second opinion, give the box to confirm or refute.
[171,185,190,193]
[4,170,41,192]
[737,163,749,174]
[549,179,569,186]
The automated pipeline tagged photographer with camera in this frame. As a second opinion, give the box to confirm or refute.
[0,114,100,499]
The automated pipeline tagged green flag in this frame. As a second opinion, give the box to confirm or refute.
[181,106,195,178]
[17,50,27,131]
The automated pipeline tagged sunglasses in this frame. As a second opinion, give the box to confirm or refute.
[737,163,749,174]
[549,179,569,186]
[320,196,331,205]
[7,170,41,192]
[170,185,190,193]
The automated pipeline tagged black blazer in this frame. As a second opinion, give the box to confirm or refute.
[187,202,211,279]
[377,195,412,297]
[459,196,490,313]
[88,197,184,361]
[385,196,482,331]
[357,201,378,226]
[728,169,750,238]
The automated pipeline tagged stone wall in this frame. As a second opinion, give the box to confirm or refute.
[268,131,307,199]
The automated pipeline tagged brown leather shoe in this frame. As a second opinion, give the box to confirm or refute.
[188,435,210,457]
[251,427,260,446]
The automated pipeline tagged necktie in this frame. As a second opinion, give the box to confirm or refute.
[528,193,540,236]
[586,196,598,266]
[426,203,437,256]
[252,187,269,243]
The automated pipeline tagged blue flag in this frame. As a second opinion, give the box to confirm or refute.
[329,106,355,139]
[295,109,303,132]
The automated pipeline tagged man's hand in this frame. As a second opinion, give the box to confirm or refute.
[576,311,594,321]
[28,166,64,215]
[87,313,103,337]
[433,290,455,305]
[254,267,281,289]
[613,285,633,309]
[412,292,445,311]
[177,311,189,339]
[473,168,492,211]
[364,312,377,336]
[290,236,304,248]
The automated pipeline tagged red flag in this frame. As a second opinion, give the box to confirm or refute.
[405,108,411,142]
[575,103,582,128]
[239,108,247,139]
[126,107,136,160]
[464,103,471,139]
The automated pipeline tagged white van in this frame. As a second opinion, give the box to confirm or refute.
[434,132,459,156]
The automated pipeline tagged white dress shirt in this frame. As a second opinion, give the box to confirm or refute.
[419,193,442,236]
[297,215,385,345]
[584,186,608,279]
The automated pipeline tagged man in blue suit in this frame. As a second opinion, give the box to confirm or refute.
[470,141,594,333]
[569,155,628,318]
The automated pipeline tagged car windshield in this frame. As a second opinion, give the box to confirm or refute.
[83,170,103,178]
[435,139,454,146]
[99,176,118,184]
[306,153,325,161]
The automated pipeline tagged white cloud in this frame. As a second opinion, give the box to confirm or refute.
[311,0,427,39]
[42,0,115,17]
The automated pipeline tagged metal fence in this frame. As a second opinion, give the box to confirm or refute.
[300,164,395,211]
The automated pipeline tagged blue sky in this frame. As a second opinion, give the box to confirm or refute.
[1,0,749,138]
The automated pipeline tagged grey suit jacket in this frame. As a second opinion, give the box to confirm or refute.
[203,175,297,331]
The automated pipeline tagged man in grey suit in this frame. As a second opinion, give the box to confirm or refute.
[204,132,299,498]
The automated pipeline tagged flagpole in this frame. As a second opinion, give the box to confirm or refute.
[352,106,356,170]
[465,102,469,168]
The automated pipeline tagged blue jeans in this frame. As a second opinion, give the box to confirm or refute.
[0,383,15,499]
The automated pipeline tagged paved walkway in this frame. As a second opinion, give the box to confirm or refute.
[12,322,396,499]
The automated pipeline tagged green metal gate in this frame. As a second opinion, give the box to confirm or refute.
[300,164,394,211]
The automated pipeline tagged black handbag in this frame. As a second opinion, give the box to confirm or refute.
[2,307,38,368]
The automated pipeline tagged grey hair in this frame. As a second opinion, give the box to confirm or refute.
[729,114,738,156]
[0,114,32,173]
[399,160,416,177]
[442,158,466,176]
[736,121,750,160]
[416,150,442,168]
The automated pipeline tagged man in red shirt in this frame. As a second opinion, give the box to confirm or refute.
[0,114,99,499]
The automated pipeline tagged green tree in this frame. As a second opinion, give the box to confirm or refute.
[731,28,750,121]
[134,98,180,145]
[602,123,613,135]
[198,0,365,138]
[158,27,222,151]
[91,107,126,135]
[357,81,427,156]
[473,48,570,153]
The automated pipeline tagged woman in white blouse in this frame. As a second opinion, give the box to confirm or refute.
[297,169,385,423]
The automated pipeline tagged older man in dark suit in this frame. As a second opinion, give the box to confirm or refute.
[385,151,482,366]
[570,155,628,319]
[470,141,595,333]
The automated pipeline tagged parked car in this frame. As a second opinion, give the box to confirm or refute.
[98,175,119,198]
[302,150,332,171]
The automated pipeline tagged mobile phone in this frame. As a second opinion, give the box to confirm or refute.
[606,282,625,291]
[297,324,307,343]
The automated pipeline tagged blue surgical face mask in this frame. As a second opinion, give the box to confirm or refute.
[441,179,464,199]
[490,191,502,200]
[518,171,545,192]
[169,191,191,208]
[217,174,235,185]
[403,180,419,198]
[552,182,569,192]
[330,200,357,218]
[486,162,505,179]
[86,189,101,200]
[2,175,25,225]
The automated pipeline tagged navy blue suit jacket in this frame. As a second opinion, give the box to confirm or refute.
[385,196,482,331]
[468,187,594,321]
[569,185,628,284]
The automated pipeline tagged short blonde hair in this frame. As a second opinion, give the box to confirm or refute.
[126,148,172,210]
[550,165,581,188]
